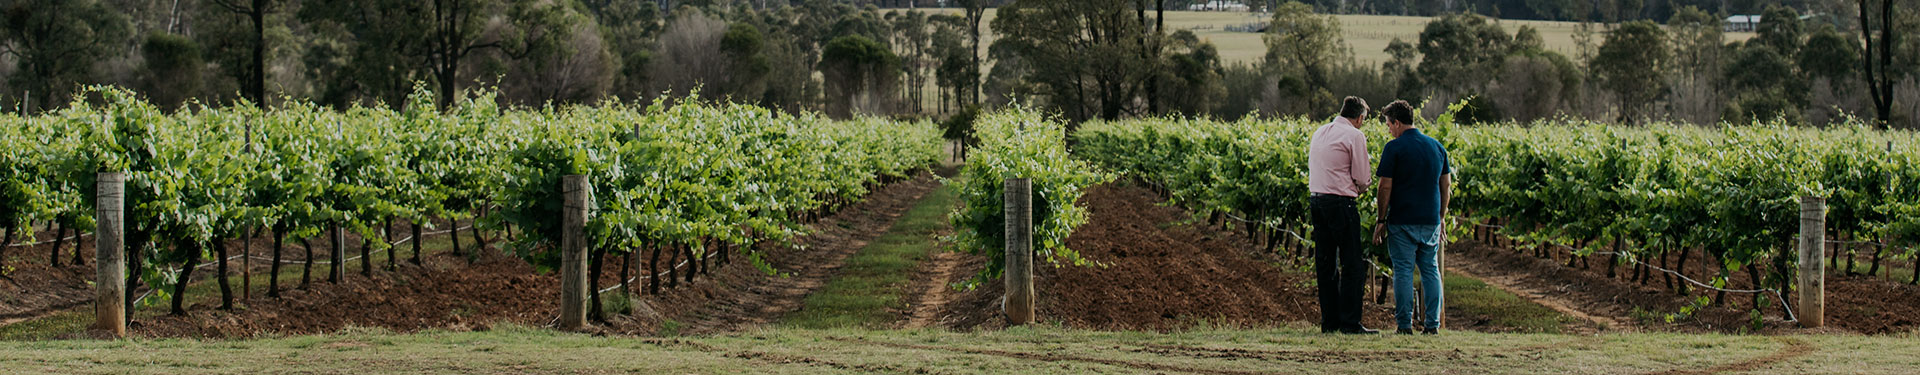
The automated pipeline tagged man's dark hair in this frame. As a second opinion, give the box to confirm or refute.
[1339,96,1367,119]
[1382,100,1415,126]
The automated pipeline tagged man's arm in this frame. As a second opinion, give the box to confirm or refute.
[1372,178,1393,245]
[1349,133,1373,190]
[1439,173,1453,217]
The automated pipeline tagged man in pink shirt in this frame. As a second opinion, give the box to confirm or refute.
[1307,96,1377,334]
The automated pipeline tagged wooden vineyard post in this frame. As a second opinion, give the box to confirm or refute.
[1004,178,1035,325]
[559,175,589,330]
[1798,196,1825,328]
[93,172,127,338]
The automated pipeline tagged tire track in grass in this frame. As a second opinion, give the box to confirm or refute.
[1642,337,1814,375]
[639,338,950,374]
[827,336,1282,375]
[1132,335,1602,364]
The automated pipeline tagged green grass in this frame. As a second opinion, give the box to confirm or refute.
[0,231,481,341]
[782,182,957,329]
[2,325,1916,374]
[1441,271,1582,333]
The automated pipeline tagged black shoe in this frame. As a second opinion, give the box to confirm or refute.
[1338,327,1380,335]
[1395,328,1415,335]
[1421,327,1439,335]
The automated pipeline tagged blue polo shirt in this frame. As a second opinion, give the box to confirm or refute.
[1375,128,1452,225]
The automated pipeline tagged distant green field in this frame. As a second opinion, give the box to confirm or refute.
[913,9,1756,66]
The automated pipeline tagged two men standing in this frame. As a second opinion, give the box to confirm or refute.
[1307,97,1452,335]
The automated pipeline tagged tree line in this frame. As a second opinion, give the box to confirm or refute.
[1,0,1913,128]
[980,0,1915,129]
[0,0,996,119]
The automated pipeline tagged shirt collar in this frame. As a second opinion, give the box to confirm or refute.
[1333,117,1359,129]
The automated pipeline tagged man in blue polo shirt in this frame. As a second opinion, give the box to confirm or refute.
[1369,100,1453,335]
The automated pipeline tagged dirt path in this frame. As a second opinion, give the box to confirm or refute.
[1642,337,1815,375]
[827,336,1284,375]
[902,251,971,328]
[670,171,946,334]
[1445,266,1624,330]
[1443,240,1691,332]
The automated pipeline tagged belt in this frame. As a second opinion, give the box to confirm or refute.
[1311,193,1355,200]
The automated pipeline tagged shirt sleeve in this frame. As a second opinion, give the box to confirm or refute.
[1350,132,1373,188]
[1441,146,1453,175]
[1374,140,1395,179]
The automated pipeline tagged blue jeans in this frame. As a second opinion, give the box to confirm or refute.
[1388,224,1443,330]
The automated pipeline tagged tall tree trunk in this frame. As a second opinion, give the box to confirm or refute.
[1858,0,1895,128]
[249,0,266,105]
[968,2,983,105]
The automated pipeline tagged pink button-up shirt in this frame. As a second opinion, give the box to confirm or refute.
[1307,117,1372,197]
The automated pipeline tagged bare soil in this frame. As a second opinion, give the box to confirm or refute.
[137,251,552,338]
[1448,234,1920,334]
[902,250,974,328]
[938,182,1578,332]
[1,235,95,321]
[2,220,483,331]
[20,169,943,338]
[646,170,948,335]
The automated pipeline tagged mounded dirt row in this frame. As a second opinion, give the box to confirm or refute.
[65,169,946,338]
[652,169,949,335]
[1,220,478,328]
[1449,236,1920,334]
[938,182,1573,331]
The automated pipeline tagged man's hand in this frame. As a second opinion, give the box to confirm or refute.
[1371,223,1386,245]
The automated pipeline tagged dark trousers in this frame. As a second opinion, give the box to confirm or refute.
[1311,195,1368,331]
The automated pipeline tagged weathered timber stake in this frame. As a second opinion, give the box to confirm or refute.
[559,175,590,330]
[1004,178,1035,325]
[1799,196,1826,328]
[93,172,127,338]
